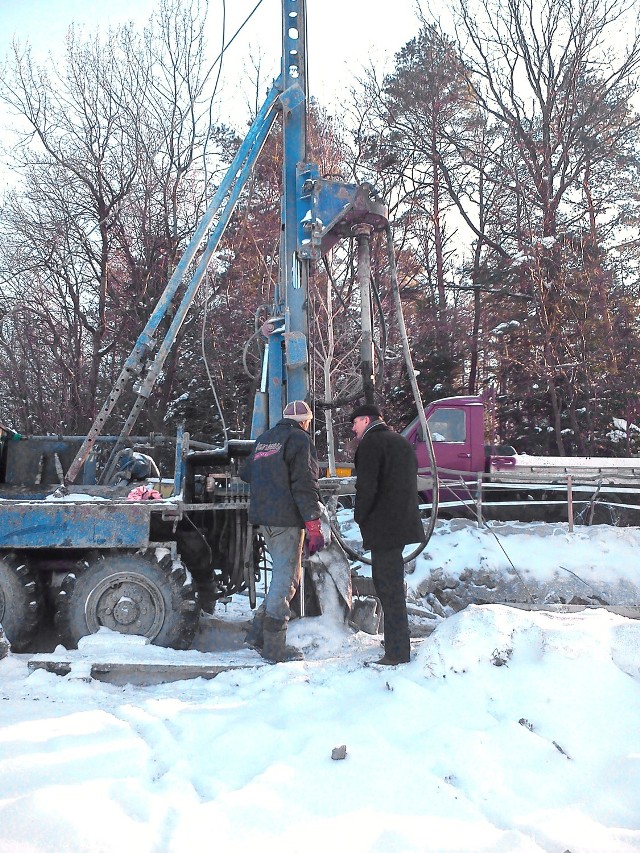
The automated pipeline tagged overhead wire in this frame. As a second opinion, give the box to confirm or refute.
[328,226,437,565]
[209,0,266,74]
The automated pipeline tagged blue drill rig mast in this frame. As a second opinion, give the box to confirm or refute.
[0,0,388,653]
[252,0,387,434]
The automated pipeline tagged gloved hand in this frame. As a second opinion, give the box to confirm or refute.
[304,519,325,555]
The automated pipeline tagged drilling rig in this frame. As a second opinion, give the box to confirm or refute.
[0,0,398,652]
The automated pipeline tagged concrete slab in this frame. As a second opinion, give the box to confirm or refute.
[27,627,265,685]
[28,655,264,685]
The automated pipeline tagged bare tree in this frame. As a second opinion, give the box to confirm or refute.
[356,0,640,450]
[0,0,237,435]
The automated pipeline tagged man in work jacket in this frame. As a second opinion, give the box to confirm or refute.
[241,400,325,663]
[350,403,426,665]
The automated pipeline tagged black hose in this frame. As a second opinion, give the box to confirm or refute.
[384,222,439,560]
[330,517,428,566]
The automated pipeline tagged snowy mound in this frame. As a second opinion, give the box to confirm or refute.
[409,520,640,612]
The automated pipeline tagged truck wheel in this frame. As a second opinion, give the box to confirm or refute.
[55,552,199,650]
[0,552,43,651]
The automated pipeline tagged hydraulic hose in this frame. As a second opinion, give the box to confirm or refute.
[330,225,439,566]
[330,516,428,565]
[385,221,439,558]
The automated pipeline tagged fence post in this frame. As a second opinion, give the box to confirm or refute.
[567,474,574,532]
[476,473,483,528]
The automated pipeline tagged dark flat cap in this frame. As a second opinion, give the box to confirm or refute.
[349,403,383,422]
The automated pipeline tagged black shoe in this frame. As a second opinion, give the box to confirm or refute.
[369,654,409,666]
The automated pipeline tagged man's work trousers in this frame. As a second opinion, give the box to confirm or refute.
[261,525,305,622]
[371,546,410,662]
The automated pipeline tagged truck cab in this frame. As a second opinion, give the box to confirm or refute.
[402,396,486,498]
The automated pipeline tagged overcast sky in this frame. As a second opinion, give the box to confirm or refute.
[0,0,423,121]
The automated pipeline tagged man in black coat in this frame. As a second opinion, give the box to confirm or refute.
[351,403,425,665]
[241,400,326,662]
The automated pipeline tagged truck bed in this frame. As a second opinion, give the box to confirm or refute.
[0,497,173,549]
[489,453,640,484]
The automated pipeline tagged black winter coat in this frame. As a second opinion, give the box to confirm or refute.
[354,421,426,551]
[241,419,322,528]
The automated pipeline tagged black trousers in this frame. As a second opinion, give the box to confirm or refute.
[371,546,410,662]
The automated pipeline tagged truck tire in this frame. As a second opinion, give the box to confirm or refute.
[55,551,199,650]
[0,551,43,651]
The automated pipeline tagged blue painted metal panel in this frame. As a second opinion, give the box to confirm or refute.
[250,391,269,439]
[296,162,320,260]
[296,173,389,260]
[278,0,310,412]
[0,502,154,549]
[284,332,308,369]
[173,424,185,497]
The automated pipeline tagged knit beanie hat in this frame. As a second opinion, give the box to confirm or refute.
[283,400,313,422]
[349,403,383,422]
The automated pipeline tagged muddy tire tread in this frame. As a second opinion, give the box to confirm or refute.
[0,551,44,651]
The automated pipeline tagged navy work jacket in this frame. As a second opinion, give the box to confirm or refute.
[241,419,322,528]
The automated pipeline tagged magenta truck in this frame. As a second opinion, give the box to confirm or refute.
[401,395,640,524]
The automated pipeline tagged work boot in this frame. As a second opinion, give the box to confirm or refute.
[195,580,218,616]
[368,654,410,666]
[244,604,266,650]
[261,616,303,663]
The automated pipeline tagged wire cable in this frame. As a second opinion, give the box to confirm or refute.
[201,270,228,443]
[208,0,265,75]
[385,222,437,558]
[197,0,269,443]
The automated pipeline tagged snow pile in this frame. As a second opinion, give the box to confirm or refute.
[410,520,640,611]
[44,492,109,502]
[342,516,640,612]
[1,523,640,852]
[1,603,639,852]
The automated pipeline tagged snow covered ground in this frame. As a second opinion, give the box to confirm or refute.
[1,520,640,853]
